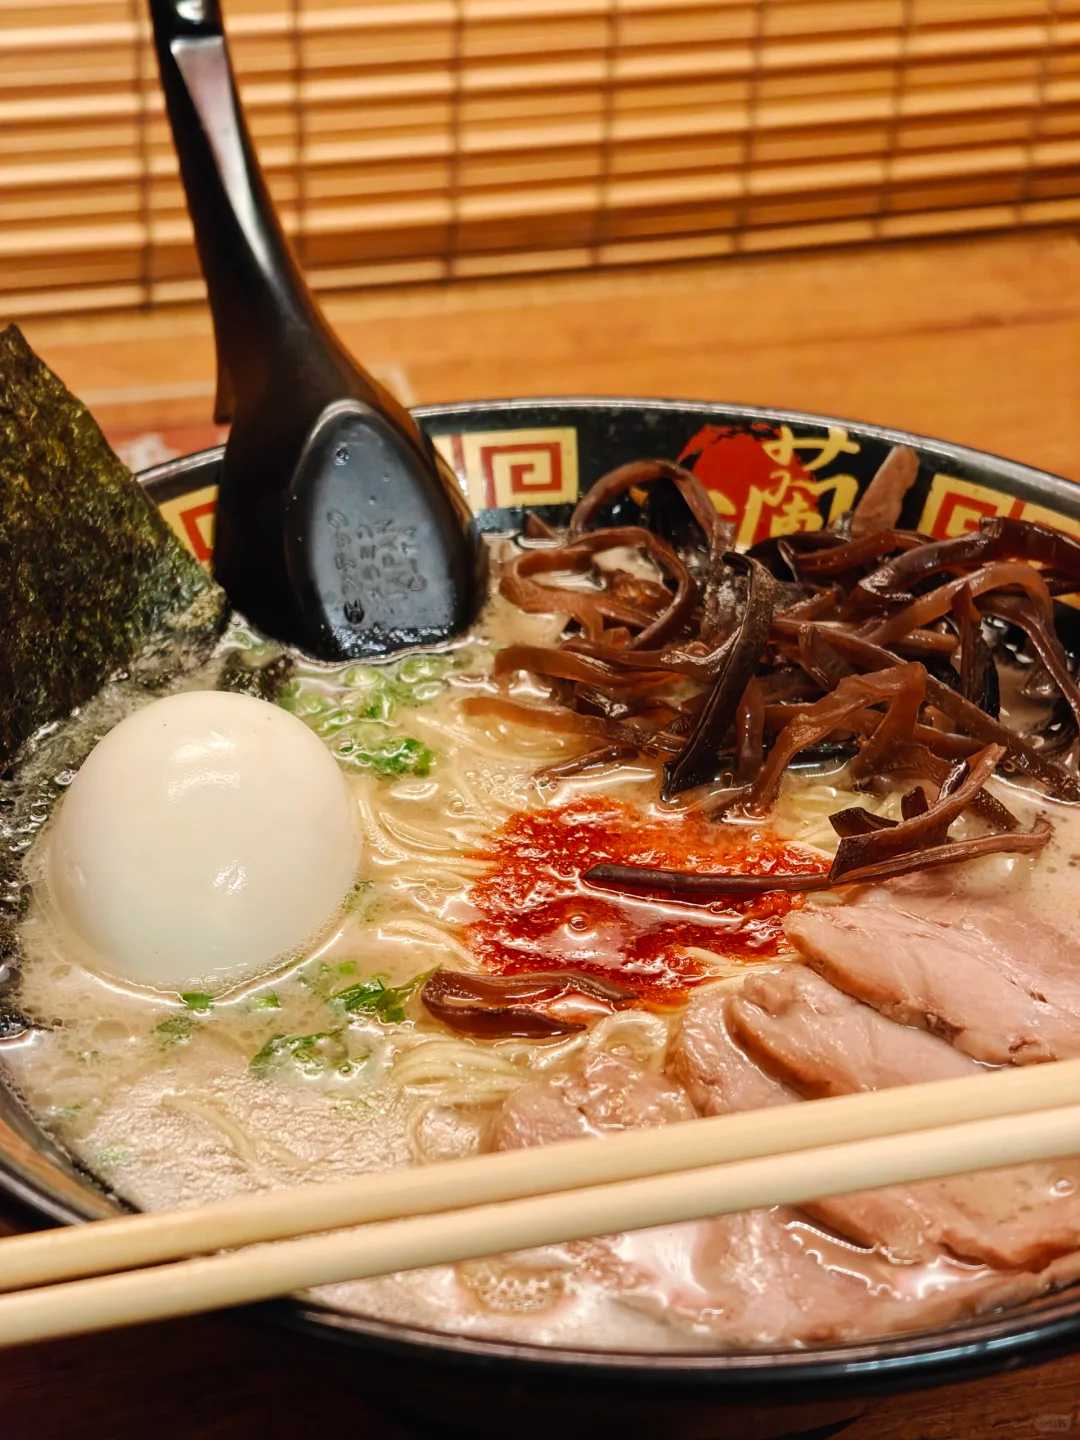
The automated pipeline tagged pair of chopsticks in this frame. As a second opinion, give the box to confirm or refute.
[2,1058,1080,1348]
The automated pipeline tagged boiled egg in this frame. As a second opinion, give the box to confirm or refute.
[46,690,360,992]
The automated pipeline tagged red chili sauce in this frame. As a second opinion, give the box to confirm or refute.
[467,798,828,1005]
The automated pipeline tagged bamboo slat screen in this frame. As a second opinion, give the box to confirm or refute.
[3,0,1080,318]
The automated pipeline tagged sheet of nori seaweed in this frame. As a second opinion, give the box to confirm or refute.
[0,324,228,761]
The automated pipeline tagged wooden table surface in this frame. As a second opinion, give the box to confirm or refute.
[7,229,1080,1438]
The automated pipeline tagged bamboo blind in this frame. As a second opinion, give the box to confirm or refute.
[3,0,1080,319]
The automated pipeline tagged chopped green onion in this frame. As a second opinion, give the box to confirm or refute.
[298,959,358,1000]
[331,729,435,778]
[249,1029,361,1078]
[330,971,430,1025]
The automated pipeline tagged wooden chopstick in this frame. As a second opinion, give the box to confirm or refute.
[6,1057,1080,1294]
[2,1060,1080,1348]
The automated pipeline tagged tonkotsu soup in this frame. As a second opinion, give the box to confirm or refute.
[5,449,1080,1353]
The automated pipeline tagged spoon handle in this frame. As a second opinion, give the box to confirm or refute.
[148,0,323,421]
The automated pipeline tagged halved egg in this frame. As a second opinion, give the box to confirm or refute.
[46,690,360,992]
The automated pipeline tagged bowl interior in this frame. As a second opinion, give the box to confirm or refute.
[4,397,1080,1390]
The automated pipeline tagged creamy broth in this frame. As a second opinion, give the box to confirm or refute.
[4,537,1080,1353]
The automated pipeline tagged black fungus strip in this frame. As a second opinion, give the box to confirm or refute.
[829,745,1000,883]
[662,553,779,798]
[792,624,1080,801]
[421,969,635,1039]
[584,818,1050,906]
[829,807,899,838]
[855,516,1080,611]
[952,585,1001,717]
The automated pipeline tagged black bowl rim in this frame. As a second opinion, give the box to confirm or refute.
[5,394,1080,1391]
[137,395,1079,512]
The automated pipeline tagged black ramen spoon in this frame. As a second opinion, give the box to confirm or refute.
[148,0,486,660]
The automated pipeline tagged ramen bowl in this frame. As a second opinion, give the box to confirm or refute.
[3,397,1080,1433]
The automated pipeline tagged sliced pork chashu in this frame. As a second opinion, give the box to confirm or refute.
[492,1049,696,1150]
[785,890,1080,1066]
[727,967,1080,1269]
[672,983,972,1261]
[491,1045,1018,1345]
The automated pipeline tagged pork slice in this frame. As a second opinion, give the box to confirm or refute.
[785,896,1080,1066]
[667,990,1080,1336]
[729,967,1080,1268]
[491,1050,696,1152]
[670,984,792,1116]
[493,1044,934,1344]
[729,965,974,1096]
[883,878,1080,999]
[616,1203,1080,1348]
[671,985,944,1260]
[614,1209,920,1348]
[490,1023,1080,1343]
